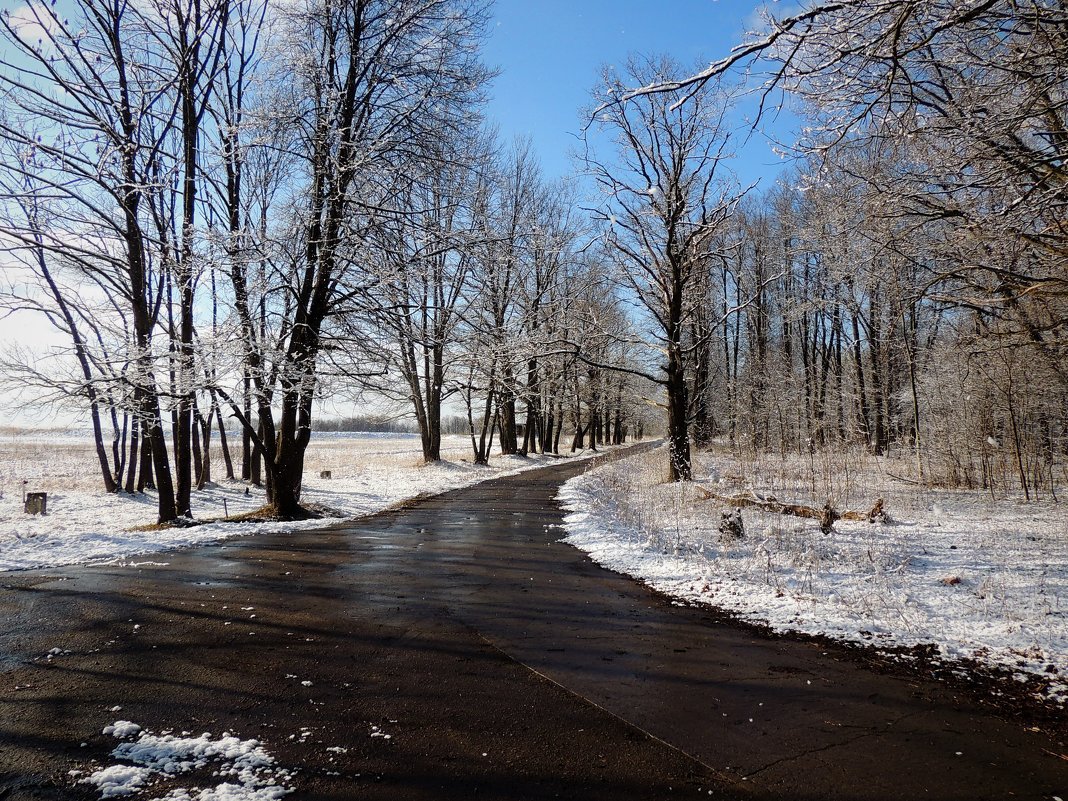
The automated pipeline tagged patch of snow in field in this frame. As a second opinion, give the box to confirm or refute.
[81,721,292,800]
[0,431,606,572]
[558,447,1068,704]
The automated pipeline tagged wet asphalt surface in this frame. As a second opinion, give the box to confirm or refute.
[0,449,1065,800]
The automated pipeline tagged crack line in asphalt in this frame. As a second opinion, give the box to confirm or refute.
[739,708,930,779]
[740,729,885,780]
[470,628,741,790]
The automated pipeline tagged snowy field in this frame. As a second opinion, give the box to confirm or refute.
[559,445,1068,705]
[0,428,591,572]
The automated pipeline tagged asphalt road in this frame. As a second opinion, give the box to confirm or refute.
[0,450,1065,800]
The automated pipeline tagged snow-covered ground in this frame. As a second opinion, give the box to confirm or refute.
[0,429,594,572]
[558,445,1068,705]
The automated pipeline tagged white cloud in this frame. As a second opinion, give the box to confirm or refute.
[743,1,803,37]
[5,2,61,46]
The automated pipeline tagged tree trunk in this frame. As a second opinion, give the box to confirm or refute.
[553,396,565,454]
[124,416,140,493]
[571,424,584,452]
[191,397,204,491]
[470,386,494,465]
[868,292,887,455]
[111,409,126,488]
[850,309,873,448]
[137,428,155,492]
[242,369,252,481]
[498,388,519,456]
[145,396,176,521]
[213,394,235,480]
[666,353,692,481]
[198,403,213,490]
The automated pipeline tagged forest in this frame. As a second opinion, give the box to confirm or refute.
[0,0,1064,524]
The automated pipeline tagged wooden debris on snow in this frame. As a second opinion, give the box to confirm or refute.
[696,489,888,533]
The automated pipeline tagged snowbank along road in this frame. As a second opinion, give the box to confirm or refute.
[0,449,1065,800]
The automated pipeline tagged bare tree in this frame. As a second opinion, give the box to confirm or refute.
[353,134,490,462]
[631,0,1068,371]
[0,175,121,492]
[236,0,492,517]
[0,0,182,520]
[144,0,229,516]
[584,56,744,480]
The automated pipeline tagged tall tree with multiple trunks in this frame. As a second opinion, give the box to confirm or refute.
[250,0,492,517]
[151,0,229,517]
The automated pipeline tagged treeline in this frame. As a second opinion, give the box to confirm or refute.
[314,418,419,435]
[687,181,1067,498]
[583,3,1067,497]
[0,0,648,523]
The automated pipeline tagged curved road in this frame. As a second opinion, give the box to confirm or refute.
[0,452,1065,800]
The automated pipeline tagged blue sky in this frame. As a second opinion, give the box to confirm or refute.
[481,0,799,189]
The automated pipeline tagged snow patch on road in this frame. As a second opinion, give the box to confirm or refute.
[81,722,293,800]
[103,721,142,738]
[83,764,152,798]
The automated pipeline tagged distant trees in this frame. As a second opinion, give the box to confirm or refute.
[674,168,1066,497]
[354,133,489,462]
[344,133,642,467]
[448,141,638,465]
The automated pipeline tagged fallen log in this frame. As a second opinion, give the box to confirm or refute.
[696,489,887,533]
[842,497,886,524]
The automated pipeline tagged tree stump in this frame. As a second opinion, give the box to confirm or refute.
[25,492,47,515]
[819,501,839,534]
[719,507,744,540]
